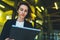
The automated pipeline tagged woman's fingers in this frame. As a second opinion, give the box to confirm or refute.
[5,38,15,40]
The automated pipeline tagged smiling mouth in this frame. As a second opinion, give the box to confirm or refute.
[21,14,24,16]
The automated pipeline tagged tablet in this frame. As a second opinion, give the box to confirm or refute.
[9,25,41,40]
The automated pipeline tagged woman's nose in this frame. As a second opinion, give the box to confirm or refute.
[22,11,24,14]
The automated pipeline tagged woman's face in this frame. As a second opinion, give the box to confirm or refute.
[17,5,28,19]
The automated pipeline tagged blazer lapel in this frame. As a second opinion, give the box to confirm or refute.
[24,20,27,27]
[12,19,17,25]
[24,20,31,27]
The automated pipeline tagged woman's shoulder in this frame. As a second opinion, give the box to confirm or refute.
[24,20,33,28]
[24,19,31,24]
[4,19,16,26]
[6,19,16,23]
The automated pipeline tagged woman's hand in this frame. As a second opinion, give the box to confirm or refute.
[5,38,15,40]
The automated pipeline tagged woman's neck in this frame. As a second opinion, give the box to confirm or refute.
[17,17,24,22]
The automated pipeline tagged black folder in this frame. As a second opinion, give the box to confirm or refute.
[9,25,40,40]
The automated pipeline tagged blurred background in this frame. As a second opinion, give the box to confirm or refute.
[0,0,60,40]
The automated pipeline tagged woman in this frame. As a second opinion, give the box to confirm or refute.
[0,1,33,40]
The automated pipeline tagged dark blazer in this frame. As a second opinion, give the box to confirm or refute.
[0,19,33,40]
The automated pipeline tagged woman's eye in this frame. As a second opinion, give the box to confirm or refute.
[20,8,23,11]
[25,10,28,12]
[19,8,28,12]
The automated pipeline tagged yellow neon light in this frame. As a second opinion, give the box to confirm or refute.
[0,4,5,8]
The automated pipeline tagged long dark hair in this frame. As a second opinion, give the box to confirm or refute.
[16,1,32,18]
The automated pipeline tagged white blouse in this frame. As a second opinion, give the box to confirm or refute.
[15,21,24,28]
